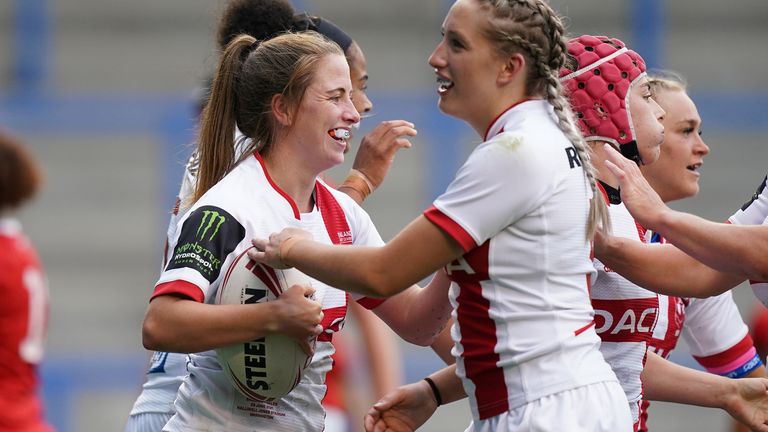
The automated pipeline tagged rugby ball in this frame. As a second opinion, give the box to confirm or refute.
[215,247,316,401]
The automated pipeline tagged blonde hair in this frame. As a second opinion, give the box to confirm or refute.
[476,0,610,238]
[647,70,688,97]
[193,31,343,203]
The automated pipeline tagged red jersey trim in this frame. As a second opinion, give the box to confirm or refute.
[253,152,300,219]
[456,278,509,419]
[483,98,534,141]
[693,334,756,368]
[424,206,477,252]
[574,320,596,336]
[356,297,386,310]
[315,182,353,246]
[151,280,204,303]
[596,181,611,204]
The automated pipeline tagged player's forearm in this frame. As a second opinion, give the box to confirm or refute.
[599,238,743,298]
[282,217,462,298]
[655,209,768,281]
[142,295,277,353]
[427,364,466,405]
[430,322,456,365]
[282,240,413,297]
[643,350,733,407]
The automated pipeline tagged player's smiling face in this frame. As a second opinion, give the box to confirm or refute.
[428,0,503,128]
[290,54,360,173]
[640,88,709,202]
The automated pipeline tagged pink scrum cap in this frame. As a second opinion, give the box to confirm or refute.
[559,35,647,164]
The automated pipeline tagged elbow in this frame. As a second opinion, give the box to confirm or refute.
[746,262,768,283]
[141,313,164,351]
[400,331,436,347]
[142,307,177,352]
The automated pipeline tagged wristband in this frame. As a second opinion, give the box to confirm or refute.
[339,170,373,202]
[349,168,376,192]
[423,377,443,406]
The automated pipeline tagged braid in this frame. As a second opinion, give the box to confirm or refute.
[481,0,610,238]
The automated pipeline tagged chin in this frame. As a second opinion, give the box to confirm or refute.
[437,99,463,121]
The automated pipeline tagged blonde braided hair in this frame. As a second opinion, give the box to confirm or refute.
[477,0,610,238]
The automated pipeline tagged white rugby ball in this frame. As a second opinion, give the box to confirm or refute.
[215,247,315,401]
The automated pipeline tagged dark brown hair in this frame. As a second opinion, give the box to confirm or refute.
[0,131,43,210]
[193,32,343,203]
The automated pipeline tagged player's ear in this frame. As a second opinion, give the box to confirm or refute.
[271,94,292,126]
[497,52,526,86]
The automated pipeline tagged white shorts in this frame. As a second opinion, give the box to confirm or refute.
[124,412,173,432]
[465,380,632,432]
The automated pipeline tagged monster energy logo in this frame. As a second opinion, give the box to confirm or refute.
[197,210,226,241]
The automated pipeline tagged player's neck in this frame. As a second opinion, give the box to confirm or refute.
[589,141,620,190]
[262,152,318,213]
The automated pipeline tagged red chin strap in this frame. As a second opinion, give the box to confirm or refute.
[559,35,647,164]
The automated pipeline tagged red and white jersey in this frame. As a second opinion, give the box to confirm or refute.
[591,183,659,424]
[154,153,385,432]
[424,100,617,422]
[729,173,768,304]
[0,218,52,432]
[636,231,760,432]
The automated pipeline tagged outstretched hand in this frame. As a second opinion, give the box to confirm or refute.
[602,143,668,230]
[352,120,417,189]
[364,381,438,432]
[248,228,313,269]
[724,377,768,432]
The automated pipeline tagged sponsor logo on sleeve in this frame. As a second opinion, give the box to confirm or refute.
[166,206,246,283]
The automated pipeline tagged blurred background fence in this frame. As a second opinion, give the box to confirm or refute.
[1,0,767,430]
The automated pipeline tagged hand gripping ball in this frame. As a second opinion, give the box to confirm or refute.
[215,247,316,401]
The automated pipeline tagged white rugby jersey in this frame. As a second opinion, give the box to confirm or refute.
[729,173,768,303]
[637,231,760,432]
[153,152,385,432]
[591,183,659,424]
[424,100,617,422]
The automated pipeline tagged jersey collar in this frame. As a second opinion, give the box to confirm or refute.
[597,180,622,205]
[484,98,547,141]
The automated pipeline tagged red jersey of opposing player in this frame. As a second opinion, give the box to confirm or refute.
[0,218,52,432]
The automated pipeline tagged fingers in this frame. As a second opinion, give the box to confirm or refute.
[247,247,266,263]
[372,390,400,412]
[394,137,413,149]
[298,338,314,356]
[364,409,380,432]
[251,237,268,252]
[296,283,316,299]
[603,159,624,179]
[603,143,626,166]
[365,120,418,147]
